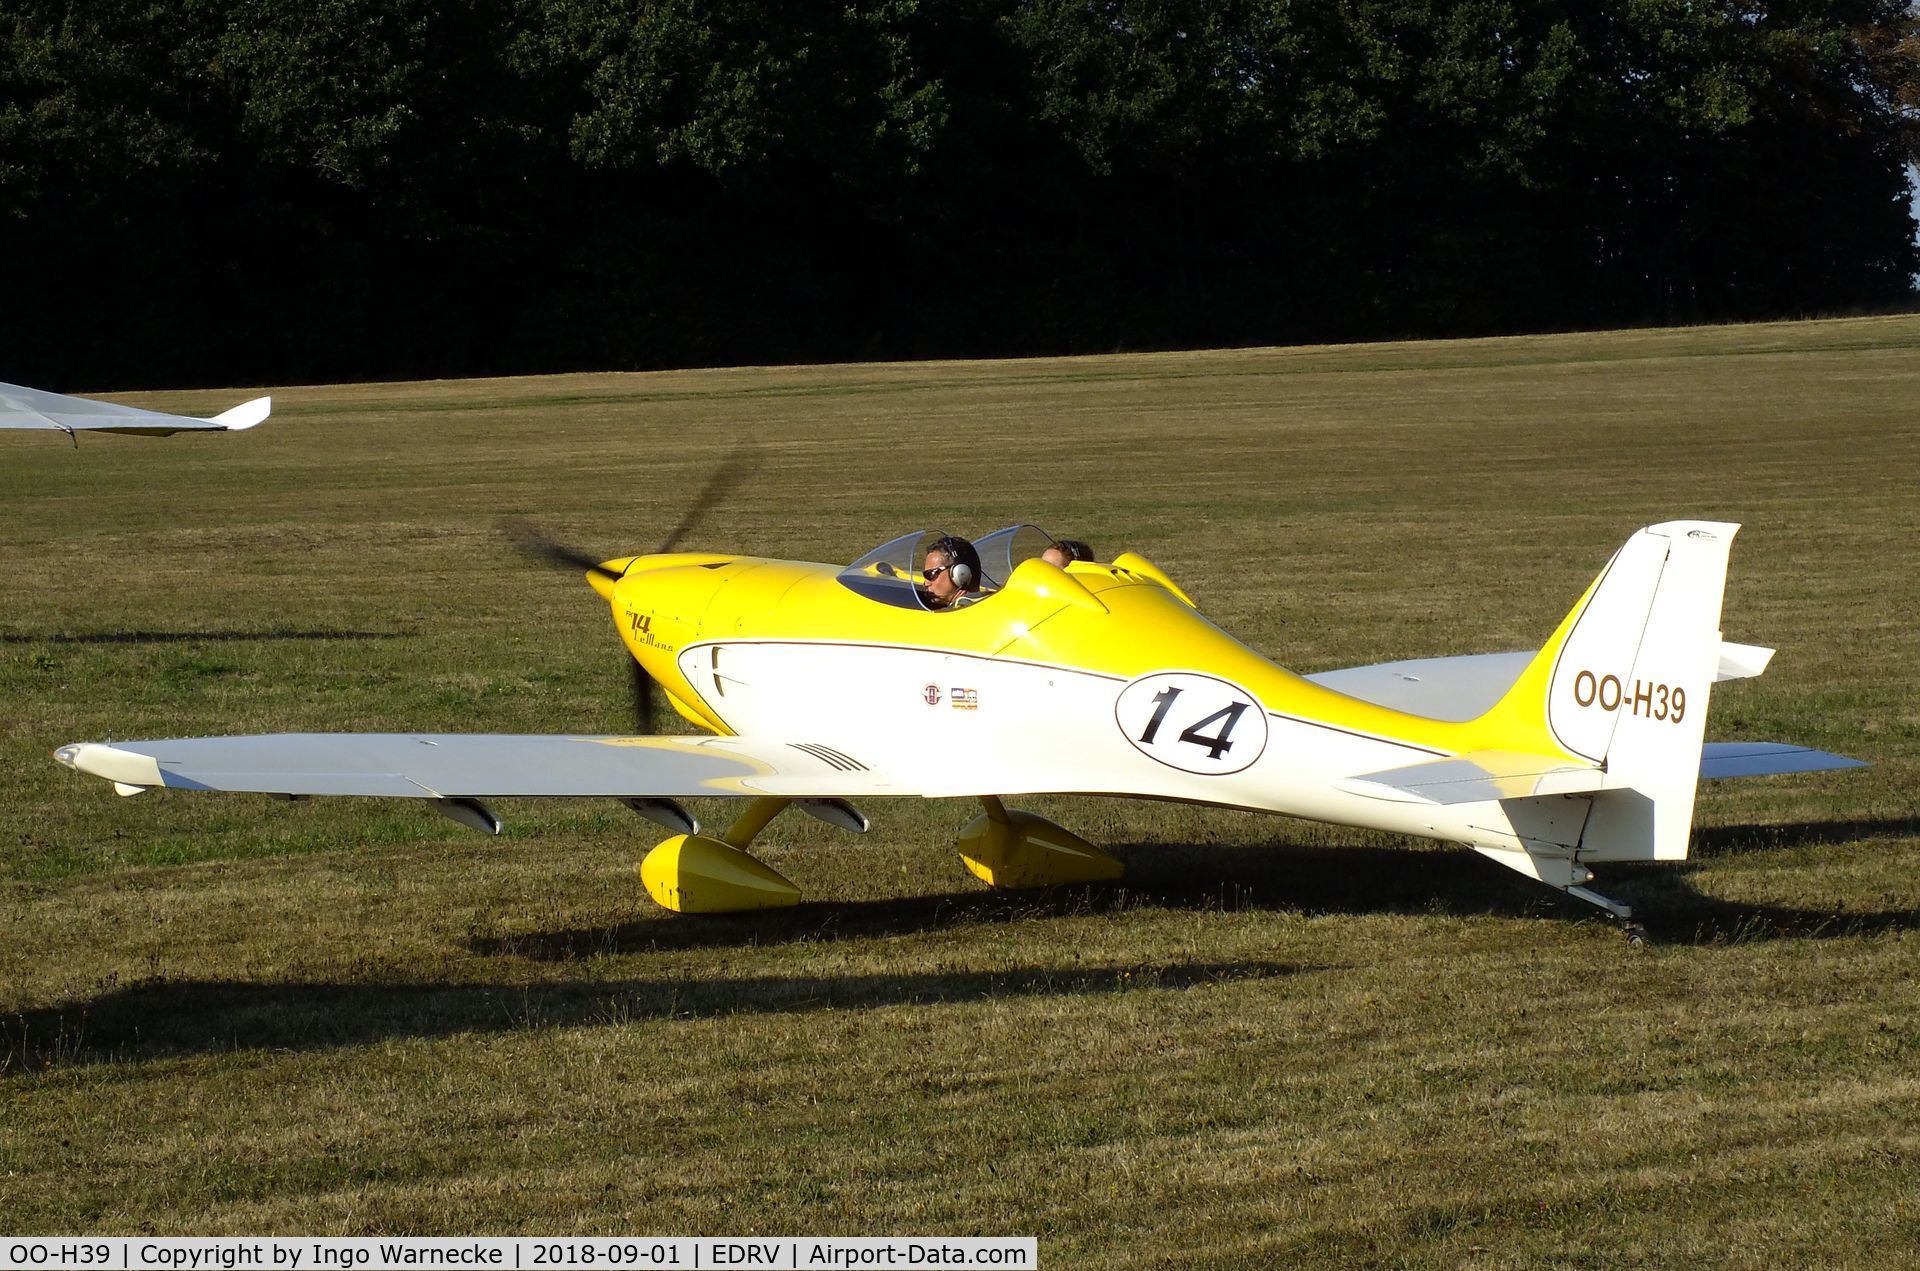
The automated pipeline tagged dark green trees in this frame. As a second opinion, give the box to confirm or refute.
[3,0,1913,387]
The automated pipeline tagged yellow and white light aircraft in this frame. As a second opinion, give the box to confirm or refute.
[1,381,271,439]
[55,519,1861,941]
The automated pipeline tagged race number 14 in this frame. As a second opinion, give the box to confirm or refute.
[1117,672,1269,775]
[1138,688,1249,759]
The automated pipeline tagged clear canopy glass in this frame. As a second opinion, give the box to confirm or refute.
[834,525,1062,611]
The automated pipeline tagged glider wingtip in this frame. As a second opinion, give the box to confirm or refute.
[213,396,272,431]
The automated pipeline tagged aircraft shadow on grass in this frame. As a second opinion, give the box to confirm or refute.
[0,959,1314,1075]
[1689,815,1920,858]
[474,815,1920,960]
[8,820,1912,1075]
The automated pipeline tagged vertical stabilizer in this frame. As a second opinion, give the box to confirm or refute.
[1572,522,1736,860]
[1494,521,1737,863]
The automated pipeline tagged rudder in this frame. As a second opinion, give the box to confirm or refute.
[1487,521,1738,862]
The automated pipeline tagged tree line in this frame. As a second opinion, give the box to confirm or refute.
[3,0,1916,390]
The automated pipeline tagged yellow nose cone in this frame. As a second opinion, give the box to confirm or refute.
[639,834,802,913]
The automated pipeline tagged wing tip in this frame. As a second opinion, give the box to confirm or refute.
[212,396,272,430]
[55,742,163,788]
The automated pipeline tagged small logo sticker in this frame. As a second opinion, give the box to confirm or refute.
[950,687,978,710]
[923,684,942,706]
[627,611,673,651]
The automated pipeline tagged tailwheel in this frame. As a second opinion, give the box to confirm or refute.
[957,797,1122,889]
[1567,882,1647,945]
[638,797,800,913]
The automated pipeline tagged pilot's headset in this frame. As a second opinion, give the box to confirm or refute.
[930,535,980,590]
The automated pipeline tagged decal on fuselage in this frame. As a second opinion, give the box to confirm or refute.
[627,609,676,652]
[1571,670,1686,723]
[1115,671,1268,775]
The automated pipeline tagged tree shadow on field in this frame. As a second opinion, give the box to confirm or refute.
[472,818,1920,960]
[0,959,1312,1075]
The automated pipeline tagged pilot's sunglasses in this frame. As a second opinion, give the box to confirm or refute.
[924,566,948,581]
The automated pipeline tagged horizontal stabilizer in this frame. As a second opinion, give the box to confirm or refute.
[1341,749,1615,806]
[1699,742,1866,779]
[1309,638,1778,723]
[1716,642,1774,682]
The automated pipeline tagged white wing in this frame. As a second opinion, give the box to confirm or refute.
[1306,652,1533,722]
[56,733,911,799]
[1340,749,1618,805]
[0,381,270,435]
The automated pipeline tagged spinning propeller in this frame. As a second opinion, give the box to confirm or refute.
[503,445,760,733]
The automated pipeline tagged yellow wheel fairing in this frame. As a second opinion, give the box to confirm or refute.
[956,806,1124,889]
[639,833,802,912]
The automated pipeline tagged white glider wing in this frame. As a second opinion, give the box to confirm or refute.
[0,381,270,436]
[55,734,913,800]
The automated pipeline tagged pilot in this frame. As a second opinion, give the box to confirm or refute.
[1041,538,1094,568]
[922,535,983,610]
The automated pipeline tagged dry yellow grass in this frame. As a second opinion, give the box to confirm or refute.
[3,316,1917,1263]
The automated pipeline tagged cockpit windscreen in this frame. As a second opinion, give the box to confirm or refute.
[835,525,1064,611]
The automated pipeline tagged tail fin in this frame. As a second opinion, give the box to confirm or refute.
[1492,520,1738,862]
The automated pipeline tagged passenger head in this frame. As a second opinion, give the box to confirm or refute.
[924,535,981,608]
[1042,539,1094,568]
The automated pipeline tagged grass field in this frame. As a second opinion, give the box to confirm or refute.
[3,317,1918,1264]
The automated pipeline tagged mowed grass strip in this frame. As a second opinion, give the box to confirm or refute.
[2,315,1917,1263]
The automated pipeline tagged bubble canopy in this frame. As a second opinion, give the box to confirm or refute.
[835,525,1063,611]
